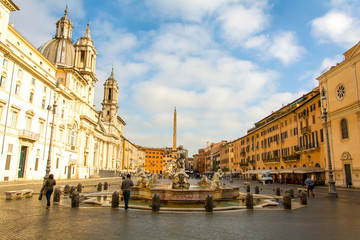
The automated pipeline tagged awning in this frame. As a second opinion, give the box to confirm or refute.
[243,169,271,175]
[293,166,325,174]
[270,167,325,174]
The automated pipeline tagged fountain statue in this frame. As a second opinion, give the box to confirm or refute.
[198,175,211,186]
[171,153,190,189]
[135,168,150,189]
[211,169,224,189]
[149,174,159,184]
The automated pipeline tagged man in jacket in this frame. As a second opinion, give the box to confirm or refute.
[121,174,134,210]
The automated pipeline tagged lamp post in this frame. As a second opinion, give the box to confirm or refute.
[321,87,338,198]
[44,81,60,179]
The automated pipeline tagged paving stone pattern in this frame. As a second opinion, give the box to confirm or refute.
[0,178,360,240]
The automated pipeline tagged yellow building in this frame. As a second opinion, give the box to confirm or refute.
[234,88,326,184]
[142,147,165,174]
[317,42,360,188]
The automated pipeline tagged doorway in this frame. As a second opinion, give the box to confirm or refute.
[67,166,71,179]
[18,146,28,178]
[344,164,352,185]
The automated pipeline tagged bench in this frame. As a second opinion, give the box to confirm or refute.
[297,188,308,194]
[4,189,34,200]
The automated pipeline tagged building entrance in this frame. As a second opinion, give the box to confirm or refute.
[18,146,28,178]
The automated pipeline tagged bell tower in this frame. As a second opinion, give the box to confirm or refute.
[102,68,119,122]
[74,22,97,74]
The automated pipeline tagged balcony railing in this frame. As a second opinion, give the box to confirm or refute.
[263,157,280,163]
[240,162,249,167]
[301,126,311,135]
[282,154,300,161]
[295,143,319,152]
[18,130,39,141]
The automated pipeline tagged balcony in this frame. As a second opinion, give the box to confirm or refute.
[18,130,39,142]
[282,154,300,161]
[240,162,249,167]
[301,126,311,135]
[263,157,280,164]
[295,143,319,153]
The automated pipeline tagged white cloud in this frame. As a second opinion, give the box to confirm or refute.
[145,0,229,22]
[217,4,269,45]
[311,10,360,48]
[244,32,305,65]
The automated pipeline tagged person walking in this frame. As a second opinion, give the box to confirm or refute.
[121,174,134,210]
[305,177,315,197]
[40,174,56,209]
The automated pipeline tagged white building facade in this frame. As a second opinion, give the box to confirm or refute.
[0,1,128,181]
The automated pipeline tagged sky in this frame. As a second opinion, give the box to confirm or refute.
[9,0,360,155]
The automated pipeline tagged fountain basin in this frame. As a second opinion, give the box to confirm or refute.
[131,186,240,201]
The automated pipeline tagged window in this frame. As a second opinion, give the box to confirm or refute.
[56,158,59,169]
[17,69,22,77]
[336,84,346,100]
[108,89,112,100]
[312,115,316,124]
[320,129,324,142]
[25,117,31,131]
[34,158,39,171]
[42,99,46,109]
[15,84,20,95]
[38,121,44,136]
[31,78,35,86]
[5,155,11,170]
[43,86,47,93]
[7,144,13,152]
[29,92,34,103]
[10,110,18,128]
[341,119,349,139]
[0,75,5,87]
[3,59,8,67]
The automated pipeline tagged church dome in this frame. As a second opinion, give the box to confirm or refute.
[38,9,75,67]
[38,38,74,67]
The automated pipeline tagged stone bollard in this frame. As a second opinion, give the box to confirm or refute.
[246,185,250,193]
[246,193,253,209]
[205,194,214,213]
[77,183,83,193]
[283,190,291,210]
[53,187,61,202]
[104,182,109,191]
[300,191,307,205]
[97,182,103,192]
[112,191,119,208]
[69,186,76,196]
[289,188,294,198]
[64,184,70,195]
[275,187,281,196]
[71,191,80,208]
[152,193,161,212]
[254,186,260,194]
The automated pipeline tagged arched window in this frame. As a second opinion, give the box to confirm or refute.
[303,164,306,167]
[315,163,320,168]
[341,119,349,139]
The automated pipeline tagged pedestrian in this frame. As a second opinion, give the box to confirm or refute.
[40,174,56,209]
[346,181,352,188]
[121,174,134,210]
[305,177,315,197]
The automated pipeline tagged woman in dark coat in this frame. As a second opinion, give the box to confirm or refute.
[40,174,56,209]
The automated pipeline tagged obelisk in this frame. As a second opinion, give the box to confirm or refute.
[173,107,176,151]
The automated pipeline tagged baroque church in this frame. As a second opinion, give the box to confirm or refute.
[0,1,134,180]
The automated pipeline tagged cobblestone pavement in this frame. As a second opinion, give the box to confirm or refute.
[1,178,360,240]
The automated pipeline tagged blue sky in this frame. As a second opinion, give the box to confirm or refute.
[10,0,360,155]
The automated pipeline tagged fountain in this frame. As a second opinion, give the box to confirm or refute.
[131,153,240,202]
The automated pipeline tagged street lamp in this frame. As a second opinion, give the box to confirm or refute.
[321,87,338,198]
[44,81,60,179]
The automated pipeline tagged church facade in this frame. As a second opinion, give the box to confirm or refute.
[0,1,137,181]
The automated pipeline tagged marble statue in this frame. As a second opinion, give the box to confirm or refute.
[211,169,224,189]
[135,168,150,189]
